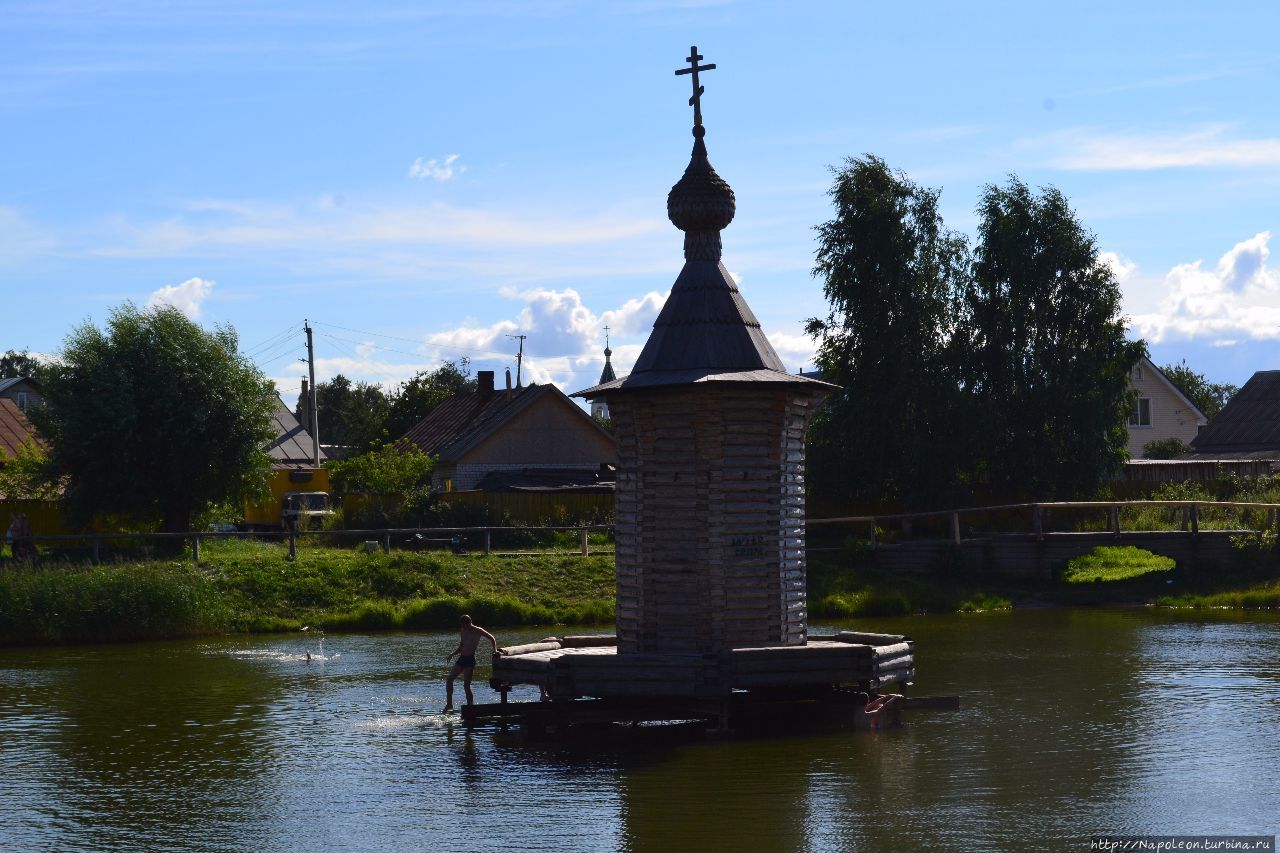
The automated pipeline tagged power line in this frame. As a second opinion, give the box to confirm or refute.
[244,322,302,358]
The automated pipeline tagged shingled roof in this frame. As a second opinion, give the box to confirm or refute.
[266,396,325,468]
[575,124,832,398]
[0,398,43,458]
[1190,370,1280,456]
[399,383,612,462]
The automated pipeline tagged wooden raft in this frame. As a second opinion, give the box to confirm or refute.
[490,631,914,701]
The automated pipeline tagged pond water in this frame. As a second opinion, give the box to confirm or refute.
[1,609,1278,851]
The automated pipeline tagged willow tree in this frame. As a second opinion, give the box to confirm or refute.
[963,177,1145,499]
[805,155,971,509]
[38,303,276,532]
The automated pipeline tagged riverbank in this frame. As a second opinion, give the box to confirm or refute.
[2,541,1277,645]
[0,539,615,646]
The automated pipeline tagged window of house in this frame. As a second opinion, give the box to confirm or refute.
[1132,365,1144,381]
[1128,397,1151,427]
[15,392,28,412]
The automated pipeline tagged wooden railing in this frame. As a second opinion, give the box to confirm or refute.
[808,500,1280,547]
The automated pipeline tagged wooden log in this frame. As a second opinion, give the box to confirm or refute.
[497,641,562,657]
[558,635,618,648]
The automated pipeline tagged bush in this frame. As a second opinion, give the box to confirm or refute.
[1143,437,1192,459]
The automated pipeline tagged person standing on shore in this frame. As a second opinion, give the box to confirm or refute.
[443,615,497,713]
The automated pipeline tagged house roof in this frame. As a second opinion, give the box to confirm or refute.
[0,398,43,458]
[0,376,41,395]
[266,396,325,468]
[1190,370,1280,453]
[399,384,613,462]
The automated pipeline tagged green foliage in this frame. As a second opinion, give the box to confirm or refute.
[327,442,435,496]
[1062,546,1176,583]
[0,561,229,645]
[0,349,51,385]
[384,360,474,439]
[1143,437,1193,459]
[35,304,276,532]
[1157,578,1280,610]
[0,438,64,500]
[965,177,1146,499]
[1160,359,1238,421]
[806,155,971,509]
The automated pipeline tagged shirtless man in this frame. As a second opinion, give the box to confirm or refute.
[443,614,498,713]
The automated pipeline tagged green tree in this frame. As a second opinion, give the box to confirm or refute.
[326,442,435,495]
[0,349,50,384]
[384,359,474,439]
[301,374,391,455]
[0,439,64,500]
[1159,359,1238,421]
[964,177,1145,498]
[36,304,276,532]
[806,155,971,508]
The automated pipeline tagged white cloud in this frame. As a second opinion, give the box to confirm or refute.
[1099,251,1137,284]
[408,154,465,182]
[423,286,669,394]
[1026,125,1280,171]
[146,277,214,318]
[1124,232,1280,343]
[766,331,817,373]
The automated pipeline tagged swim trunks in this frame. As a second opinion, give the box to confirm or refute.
[456,654,477,669]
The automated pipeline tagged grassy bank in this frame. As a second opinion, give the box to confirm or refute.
[4,537,1278,646]
[0,539,615,646]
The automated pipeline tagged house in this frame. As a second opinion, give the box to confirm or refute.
[1124,356,1207,458]
[0,377,42,415]
[1189,370,1280,462]
[398,370,617,491]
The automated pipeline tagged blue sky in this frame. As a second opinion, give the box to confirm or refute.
[4,0,1279,407]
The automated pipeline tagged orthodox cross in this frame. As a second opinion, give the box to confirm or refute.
[603,325,611,348]
[674,45,716,128]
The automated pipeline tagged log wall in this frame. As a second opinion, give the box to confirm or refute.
[608,385,820,654]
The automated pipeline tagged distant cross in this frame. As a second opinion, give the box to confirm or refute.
[674,45,716,128]
[603,325,611,348]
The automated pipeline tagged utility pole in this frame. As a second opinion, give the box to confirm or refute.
[304,320,320,466]
[507,333,527,387]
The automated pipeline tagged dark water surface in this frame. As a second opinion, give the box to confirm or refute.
[2,610,1278,851]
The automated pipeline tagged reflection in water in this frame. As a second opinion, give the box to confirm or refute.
[1,612,1277,850]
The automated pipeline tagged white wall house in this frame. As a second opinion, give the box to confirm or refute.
[1125,356,1207,458]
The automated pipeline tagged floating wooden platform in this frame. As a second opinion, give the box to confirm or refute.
[489,631,914,704]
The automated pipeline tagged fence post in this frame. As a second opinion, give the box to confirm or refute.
[1181,505,1189,532]
[484,528,492,556]
[1110,505,1120,538]
[950,513,961,546]
[869,520,877,551]
[384,532,391,554]
[1190,503,1199,536]
[288,531,297,560]
[92,538,100,564]
[580,527,589,556]
[1032,505,1044,541]
[192,535,201,563]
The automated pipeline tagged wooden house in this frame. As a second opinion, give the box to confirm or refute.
[0,377,42,415]
[397,371,616,492]
[1124,356,1207,458]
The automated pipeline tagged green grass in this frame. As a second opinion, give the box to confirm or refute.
[807,554,1012,617]
[1156,579,1280,610]
[0,538,616,646]
[1062,546,1176,584]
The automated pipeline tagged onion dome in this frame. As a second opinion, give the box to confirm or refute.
[667,126,736,261]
